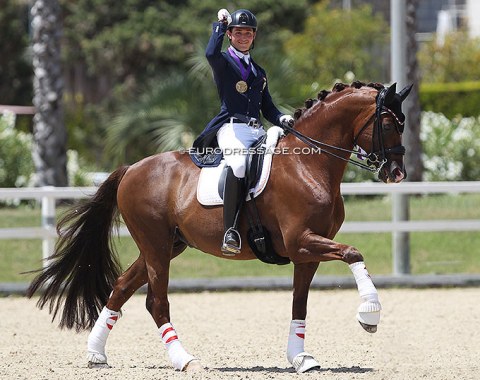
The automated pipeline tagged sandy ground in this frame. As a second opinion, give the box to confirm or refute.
[1,288,479,380]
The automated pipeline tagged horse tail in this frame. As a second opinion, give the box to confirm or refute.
[26,165,129,331]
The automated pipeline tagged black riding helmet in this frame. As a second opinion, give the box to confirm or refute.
[228,9,257,31]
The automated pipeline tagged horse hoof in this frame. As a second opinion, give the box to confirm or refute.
[184,359,204,373]
[358,321,377,333]
[87,361,111,369]
[292,352,321,373]
[356,304,381,331]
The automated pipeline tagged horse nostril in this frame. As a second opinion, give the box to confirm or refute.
[393,167,404,182]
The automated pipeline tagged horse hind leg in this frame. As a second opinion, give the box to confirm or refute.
[137,229,201,372]
[143,284,201,372]
[87,255,148,367]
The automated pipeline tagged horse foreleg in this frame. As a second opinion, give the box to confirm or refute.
[287,262,321,373]
[87,255,148,367]
[349,261,381,333]
[297,232,381,333]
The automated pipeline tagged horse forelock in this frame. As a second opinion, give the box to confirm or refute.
[294,81,384,123]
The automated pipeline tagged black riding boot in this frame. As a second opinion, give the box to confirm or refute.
[221,167,245,256]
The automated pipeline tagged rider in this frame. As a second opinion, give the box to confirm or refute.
[192,8,294,256]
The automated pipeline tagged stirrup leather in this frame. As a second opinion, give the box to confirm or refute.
[221,227,241,256]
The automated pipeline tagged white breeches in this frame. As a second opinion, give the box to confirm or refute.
[217,121,266,178]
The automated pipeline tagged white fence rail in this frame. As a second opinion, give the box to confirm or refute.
[0,182,479,275]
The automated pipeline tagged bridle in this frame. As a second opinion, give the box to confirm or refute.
[281,88,406,173]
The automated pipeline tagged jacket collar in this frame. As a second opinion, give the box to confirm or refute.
[228,46,250,64]
[225,48,258,79]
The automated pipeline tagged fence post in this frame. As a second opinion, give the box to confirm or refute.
[41,187,56,268]
[392,193,411,275]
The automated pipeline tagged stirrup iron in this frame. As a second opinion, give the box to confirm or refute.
[221,227,241,256]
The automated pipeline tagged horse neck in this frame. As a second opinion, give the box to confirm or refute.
[280,95,372,187]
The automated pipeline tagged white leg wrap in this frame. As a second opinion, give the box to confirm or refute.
[159,323,196,371]
[87,307,120,364]
[287,320,306,364]
[349,262,382,326]
[286,320,320,373]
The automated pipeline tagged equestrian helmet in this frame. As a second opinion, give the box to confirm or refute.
[228,9,257,30]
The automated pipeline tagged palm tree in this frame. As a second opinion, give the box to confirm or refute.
[106,69,217,165]
[31,0,67,186]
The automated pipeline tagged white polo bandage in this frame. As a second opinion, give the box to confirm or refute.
[87,306,120,363]
[159,323,196,371]
[349,261,379,304]
[287,319,306,364]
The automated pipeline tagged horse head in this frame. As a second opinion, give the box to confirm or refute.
[354,82,412,183]
[286,82,412,184]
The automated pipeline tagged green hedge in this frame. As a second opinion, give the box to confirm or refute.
[0,113,34,188]
[420,81,480,118]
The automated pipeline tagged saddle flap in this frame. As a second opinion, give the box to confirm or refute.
[245,134,268,191]
[196,126,284,206]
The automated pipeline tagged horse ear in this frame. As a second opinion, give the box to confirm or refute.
[384,82,397,105]
[399,83,413,101]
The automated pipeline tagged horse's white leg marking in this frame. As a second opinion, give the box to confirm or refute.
[349,262,382,328]
[159,322,198,371]
[87,306,121,365]
[286,320,320,373]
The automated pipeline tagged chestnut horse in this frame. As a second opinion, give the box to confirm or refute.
[27,81,411,373]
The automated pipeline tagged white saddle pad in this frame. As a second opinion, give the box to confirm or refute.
[197,126,284,206]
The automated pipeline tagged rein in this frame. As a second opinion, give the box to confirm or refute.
[281,88,405,173]
[282,117,378,172]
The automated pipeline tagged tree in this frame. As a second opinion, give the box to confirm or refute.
[105,70,217,165]
[48,0,311,168]
[404,0,423,181]
[0,0,32,105]
[283,1,389,93]
[31,0,67,186]
[418,31,480,83]
[59,0,312,104]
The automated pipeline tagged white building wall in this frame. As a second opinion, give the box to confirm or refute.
[467,0,480,37]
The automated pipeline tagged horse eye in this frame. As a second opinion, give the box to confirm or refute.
[383,123,393,131]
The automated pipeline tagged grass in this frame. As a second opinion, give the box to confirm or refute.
[0,193,479,283]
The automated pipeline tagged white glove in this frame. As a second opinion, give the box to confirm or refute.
[280,114,294,128]
[217,9,231,23]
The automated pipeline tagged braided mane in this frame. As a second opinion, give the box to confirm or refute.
[293,81,385,121]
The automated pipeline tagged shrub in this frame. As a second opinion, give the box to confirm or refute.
[420,81,480,118]
[343,111,480,182]
[417,31,480,118]
[0,112,34,188]
[67,149,90,186]
[0,113,90,191]
[421,112,480,181]
[418,31,480,84]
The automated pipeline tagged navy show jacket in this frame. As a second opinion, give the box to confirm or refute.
[191,22,283,167]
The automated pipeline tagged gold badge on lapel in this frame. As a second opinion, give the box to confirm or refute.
[236,81,248,93]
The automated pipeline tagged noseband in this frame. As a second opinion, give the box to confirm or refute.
[281,88,405,173]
